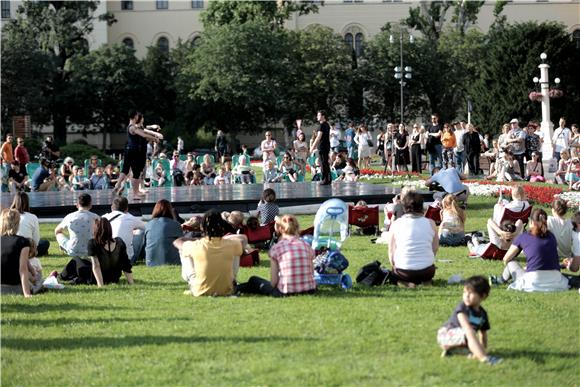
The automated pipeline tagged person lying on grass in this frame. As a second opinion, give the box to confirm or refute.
[237,215,316,297]
[437,276,502,365]
[174,210,245,297]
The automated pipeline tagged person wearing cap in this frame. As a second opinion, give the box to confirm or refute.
[552,117,570,162]
[42,136,60,161]
[55,193,99,258]
[506,119,526,179]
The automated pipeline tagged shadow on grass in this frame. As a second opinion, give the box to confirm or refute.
[1,303,137,314]
[493,349,580,364]
[2,335,315,351]
[2,316,195,327]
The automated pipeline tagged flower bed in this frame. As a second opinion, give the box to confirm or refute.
[463,180,576,206]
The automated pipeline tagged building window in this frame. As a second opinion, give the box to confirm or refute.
[122,37,134,49]
[121,1,133,10]
[1,0,10,19]
[157,36,169,53]
[343,0,353,3]
[345,33,354,51]
[355,33,364,57]
[574,29,580,50]
[156,0,169,10]
[191,0,204,8]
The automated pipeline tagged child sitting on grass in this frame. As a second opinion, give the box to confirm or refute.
[437,276,502,365]
[257,188,279,225]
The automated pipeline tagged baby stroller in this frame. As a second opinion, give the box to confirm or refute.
[311,199,352,289]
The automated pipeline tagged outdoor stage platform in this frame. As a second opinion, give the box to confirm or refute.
[0,182,433,218]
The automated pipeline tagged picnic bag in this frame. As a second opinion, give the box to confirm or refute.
[239,249,260,267]
[356,260,392,286]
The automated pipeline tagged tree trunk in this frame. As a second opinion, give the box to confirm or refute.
[52,112,67,146]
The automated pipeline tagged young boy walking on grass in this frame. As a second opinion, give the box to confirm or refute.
[437,276,502,365]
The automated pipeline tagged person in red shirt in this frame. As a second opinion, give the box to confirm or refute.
[13,137,29,172]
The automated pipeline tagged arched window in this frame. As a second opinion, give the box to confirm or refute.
[574,29,580,50]
[355,33,364,57]
[122,37,134,49]
[157,36,169,54]
[345,33,353,51]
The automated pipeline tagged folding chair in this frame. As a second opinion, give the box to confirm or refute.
[152,158,172,187]
[478,243,507,261]
[424,204,442,225]
[501,205,533,227]
[348,205,380,235]
[242,221,275,245]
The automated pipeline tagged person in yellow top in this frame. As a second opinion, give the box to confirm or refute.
[441,124,457,169]
[174,210,245,297]
[1,133,14,166]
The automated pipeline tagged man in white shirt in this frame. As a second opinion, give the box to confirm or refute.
[177,136,184,154]
[169,151,185,186]
[453,121,466,174]
[102,196,146,263]
[55,193,99,257]
[552,117,570,162]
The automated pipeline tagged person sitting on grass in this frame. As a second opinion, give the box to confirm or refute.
[237,215,316,297]
[257,188,279,226]
[554,149,571,185]
[439,195,466,247]
[144,199,183,267]
[492,185,530,224]
[55,193,100,259]
[174,210,244,297]
[525,152,544,182]
[496,208,570,292]
[1,209,33,297]
[566,157,580,190]
[547,199,574,259]
[437,276,502,365]
[59,218,133,286]
[11,192,50,257]
[387,192,438,287]
[468,219,523,259]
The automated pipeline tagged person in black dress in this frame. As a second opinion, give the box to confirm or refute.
[410,124,423,173]
[114,111,164,198]
[310,110,332,185]
[394,124,409,172]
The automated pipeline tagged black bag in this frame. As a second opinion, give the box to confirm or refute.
[367,139,374,147]
[356,260,391,286]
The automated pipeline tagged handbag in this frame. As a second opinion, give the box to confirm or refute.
[367,139,374,147]
[356,260,392,286]
[239,249,260,267]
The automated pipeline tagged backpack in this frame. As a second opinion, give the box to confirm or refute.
[356,261,392,286]
[314,250,349,274]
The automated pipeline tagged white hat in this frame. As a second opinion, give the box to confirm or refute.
[510,118,519,124]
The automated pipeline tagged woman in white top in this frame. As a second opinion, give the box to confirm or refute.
[293,131,309,175]
[497,123,510,157]
[260,131,277,163]
[10,192,50,256]
[547,199,574,258]
[329,123,341,152]
[388,192,438,287]
[354,125,372,170]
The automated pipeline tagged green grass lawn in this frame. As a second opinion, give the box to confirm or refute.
[2,196,579,386]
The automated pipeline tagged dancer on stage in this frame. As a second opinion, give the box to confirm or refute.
[310,110,331,185]
[114,111,163,198]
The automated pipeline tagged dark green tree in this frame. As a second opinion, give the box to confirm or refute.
[69,45,145,149]
[142,46,178,127]
[468,21,580,135]
[0,1,113,144]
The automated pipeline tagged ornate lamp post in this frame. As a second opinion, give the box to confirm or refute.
[530,52,562,174]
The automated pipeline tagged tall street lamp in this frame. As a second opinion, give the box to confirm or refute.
[390,31,413,125]
[530,52,563,176]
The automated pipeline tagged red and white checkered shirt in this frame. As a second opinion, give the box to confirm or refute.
[269,236,316,294]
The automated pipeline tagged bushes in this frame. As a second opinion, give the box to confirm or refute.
[59,143,115,166]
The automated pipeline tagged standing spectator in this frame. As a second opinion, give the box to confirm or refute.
[354,125,372,170]
[1,209,33,297]
[260,131,277,164]
[238,215,316,297]
[441,123,456,169]
[13,137,29,172]
[507,118,527,178]
[257,188,279,225]
[463,124,482,177]
[376,128,386,166]
[344,122,356,160]
[103,197,146,264]
[1,133,14,166]
[215,130,228,161]
[409,124,422,173]
[177,136,184,155]
[426,113,443,173]
[89,166,109,190]
[394,124,409,172]
[384,123,396,172]
[453,121,466,174]
[552,117,570,162]
[569,124,580,158]
[41,136,60,162]
[497,124,510,158]
[10,192,50,256]
[55,193,100,258]
[525,122,542,169]
[144,199,183,266]
[310,110,331,185]
[329,123,341,153]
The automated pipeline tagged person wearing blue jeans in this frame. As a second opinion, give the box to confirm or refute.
[426,114,443,174]
[453,121,466,174]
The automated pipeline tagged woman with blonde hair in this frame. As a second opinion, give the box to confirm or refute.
[0,209,33,297]
[237,215,316,297]
[439,195,466,246]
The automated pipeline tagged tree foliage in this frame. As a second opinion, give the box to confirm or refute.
[405,1,484,40]
[468,21,580,135]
